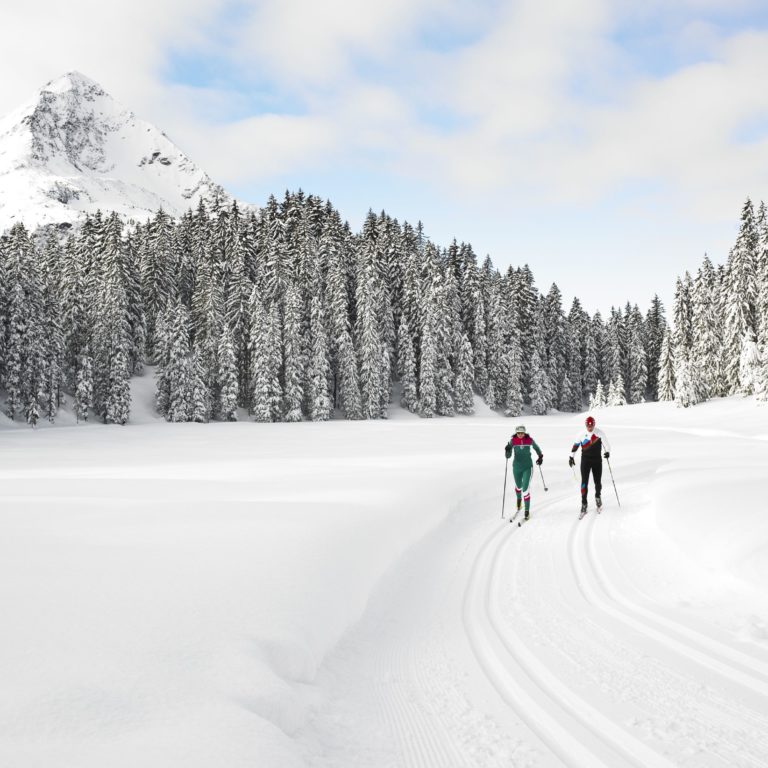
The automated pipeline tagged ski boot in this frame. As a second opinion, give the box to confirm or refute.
[524,510,530,521]
[516,498,522,512]
[579,499,588,519]
[596,496,602,512]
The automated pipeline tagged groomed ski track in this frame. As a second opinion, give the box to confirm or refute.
[305,462,768,767]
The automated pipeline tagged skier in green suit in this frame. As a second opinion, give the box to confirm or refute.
[504,425,544,521]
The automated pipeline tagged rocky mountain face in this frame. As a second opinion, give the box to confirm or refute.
[0,72,236,232]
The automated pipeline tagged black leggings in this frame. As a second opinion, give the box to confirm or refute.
[580,459,602,500]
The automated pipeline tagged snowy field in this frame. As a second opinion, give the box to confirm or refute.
[2,378,768,767]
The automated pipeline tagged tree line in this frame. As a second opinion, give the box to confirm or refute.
[660,198,768,407]
[0,189,707,427]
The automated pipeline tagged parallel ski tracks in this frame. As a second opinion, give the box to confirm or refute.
[463,491,678,768]
[571,514,768,701]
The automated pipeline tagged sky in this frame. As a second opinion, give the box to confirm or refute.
[3,1,768,315]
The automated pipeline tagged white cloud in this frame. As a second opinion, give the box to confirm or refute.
[229,0,444,89]
[0,0,221,117]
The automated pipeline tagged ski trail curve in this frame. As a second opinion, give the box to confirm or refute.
[570,515,768,700]
[463,488,678,768]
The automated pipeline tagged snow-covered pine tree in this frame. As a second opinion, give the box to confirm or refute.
[458,243,480,353]
[60,237,89,388]
[75,351,94,422]
[42,271,65,422]
[674,358,696,408]
[512,266,537,390]
[397,316,419,413]
[690,256,721,401]
[560,324,583,411]
[162,303,194,422]
[455,332,475,414]
[217,323,239,421]
[627,309,647,404]
[755,201,768,402]
[644,295,666,400]
[592,312,609,387]
[153,306,173,416]
[657,326,675,401]
[607,376,627,407]
[567,297,589,403]
[606,308,625,402]
[282,281,304,421]
[190,346,210,423]
[356,229,384,419]
[670,275,692,399]
[739,331,761,396]
[528,345,550,415]
[104,346,131,424]
[4,225,45,423]
[141,208,176,360]
[248,289,276,422]
[431,250,455,417]
[418,309,437,418]
[92,274,132,425]
[589,379,606,410]
[481,266,503,411]
[529,303,553,414]
[307,294,333,421]
[544,283,566,406]
[400,222,423,358]
[583,325,599,403]
[123,233,146,375]
[471,294,488,397]
[723,199,759,394]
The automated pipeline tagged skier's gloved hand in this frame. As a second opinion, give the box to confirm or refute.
[568,455,575,467]
[504,443,512,459]
[536,455,543,465]
[603,451,610,459]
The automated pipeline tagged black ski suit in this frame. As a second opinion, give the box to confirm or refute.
[571,428,611,502]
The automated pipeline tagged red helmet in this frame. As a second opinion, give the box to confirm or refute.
[585,416,596,428]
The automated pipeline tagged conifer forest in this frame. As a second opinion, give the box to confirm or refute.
[0,192,766,426]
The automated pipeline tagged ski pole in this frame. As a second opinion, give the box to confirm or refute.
[501,458,509,519]
[606,457,621,507]
[538,464,548,491]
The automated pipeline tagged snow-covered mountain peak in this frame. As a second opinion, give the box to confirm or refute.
[0,72,238,232]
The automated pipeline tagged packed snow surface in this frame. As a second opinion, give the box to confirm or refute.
[1,386,768,767]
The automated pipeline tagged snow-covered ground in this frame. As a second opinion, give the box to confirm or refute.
[1,381,768,767]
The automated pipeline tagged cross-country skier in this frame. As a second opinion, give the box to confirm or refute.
[569,415,611,515]
[504,426,543,521]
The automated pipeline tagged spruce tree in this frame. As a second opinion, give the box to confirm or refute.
[75,351,94,422]
[307,294,333,421]
[356,235,384,419]
[644,295,666,400]
[589,379,606,410]
[217,323,239,421]
[418,312,437,418]
[607,376,627,407]
[657,327,675,402]
[397,316,419,413]
[723,199,759,393]
[454,332,475,414]
[190,346,211,423]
